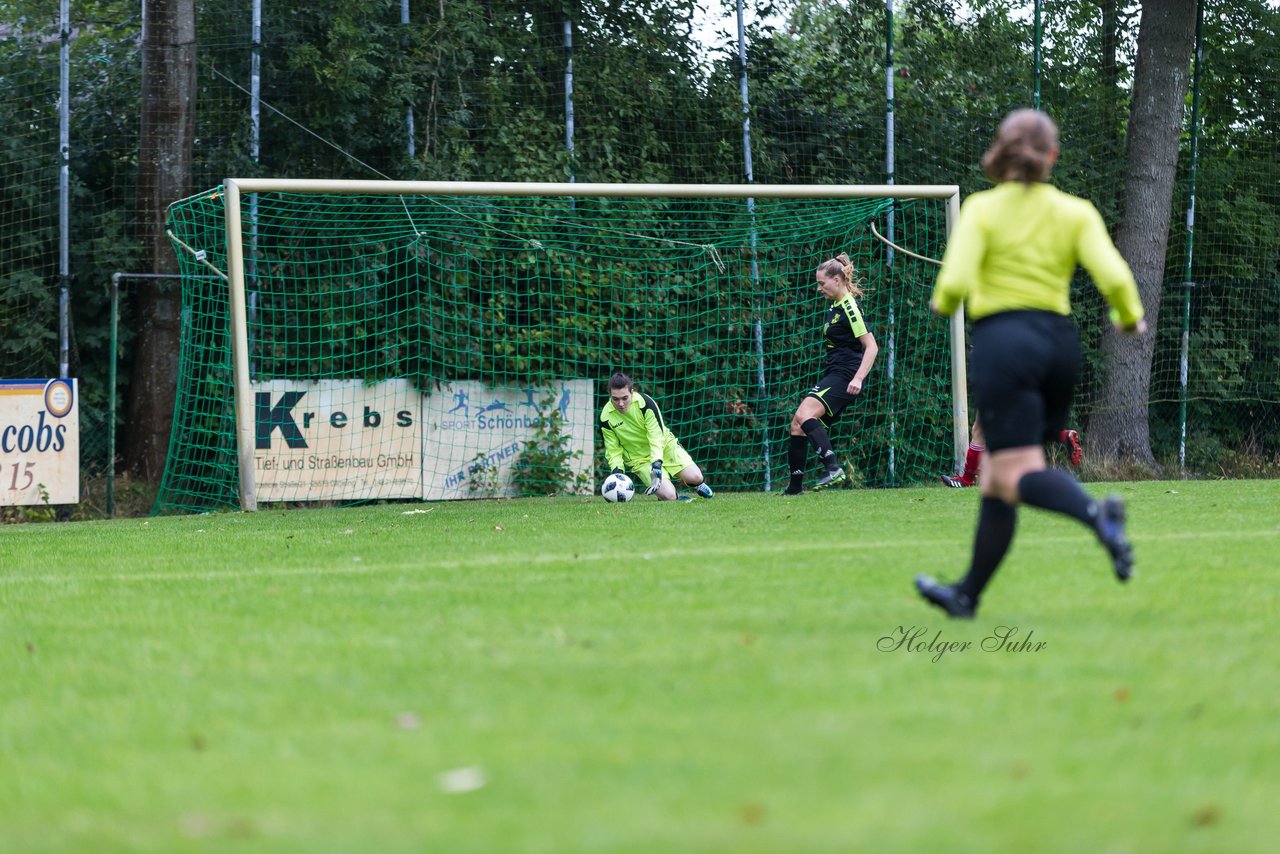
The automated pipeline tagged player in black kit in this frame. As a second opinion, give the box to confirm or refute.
[782,253,879,495]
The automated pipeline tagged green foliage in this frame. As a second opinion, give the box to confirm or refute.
[735,0,883,184]
[0,0,1276,495]
[0,27,60,379]
[465,451,503,498]
[511,395,589,497]
[0,481,56,524]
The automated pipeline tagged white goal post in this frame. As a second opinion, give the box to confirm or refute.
[219,179,965,510]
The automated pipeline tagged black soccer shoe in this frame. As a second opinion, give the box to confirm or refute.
[914,574,977,619]
[1095,495,1134,582]
[813,468,847,491]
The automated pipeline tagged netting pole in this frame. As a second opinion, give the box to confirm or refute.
[884,0,898,485]
[251,0,261,162]
[109,275,119,516]
[1032,0,1043,109]
[403,0,414,159]
[1178,1,1203,472]
[248,0,262,374]
[564,20,575,185]
[738,0,770,490]
[59,0,71,378]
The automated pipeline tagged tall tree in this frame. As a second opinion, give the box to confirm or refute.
[126,0,196,478]
[1088,0,1198,465]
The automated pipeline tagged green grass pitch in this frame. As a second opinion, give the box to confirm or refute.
[2,480,1278,852]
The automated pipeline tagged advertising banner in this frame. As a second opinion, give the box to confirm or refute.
[423,380,594,500]
[0,378,80,506]
[252,379,422,502]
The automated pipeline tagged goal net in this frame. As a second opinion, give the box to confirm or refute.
[159,181,963,512]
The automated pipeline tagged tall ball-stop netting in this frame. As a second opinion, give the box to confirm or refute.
[159,187,955,511]
[0,48,60,382]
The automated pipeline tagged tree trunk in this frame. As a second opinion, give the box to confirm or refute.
[126,0,196,480]
[1088,0,1197,466]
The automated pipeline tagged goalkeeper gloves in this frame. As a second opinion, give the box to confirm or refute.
[611,467,624,476]
[645,460,664,495]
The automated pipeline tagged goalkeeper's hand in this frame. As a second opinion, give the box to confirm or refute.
[645,460,664,495]
[611,467,624,476]
[1109,307,1148,336]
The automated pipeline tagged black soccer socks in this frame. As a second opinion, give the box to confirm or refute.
[800,418,839,473]
[787,435,808,493]
[1017,469,1096,526]
[956,496,1018,601]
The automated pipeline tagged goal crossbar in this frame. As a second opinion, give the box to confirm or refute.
[222,179,959,199]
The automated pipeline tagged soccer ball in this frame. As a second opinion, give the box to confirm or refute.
[601,472,635,503]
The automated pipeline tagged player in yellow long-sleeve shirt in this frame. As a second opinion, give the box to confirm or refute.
[600,372,714,501]
[916,108,1148,619]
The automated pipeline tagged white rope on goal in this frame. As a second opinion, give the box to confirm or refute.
[166,229,230,281]
[869,221,942,266]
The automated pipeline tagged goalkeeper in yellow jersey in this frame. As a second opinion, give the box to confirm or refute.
[600,372,714,501]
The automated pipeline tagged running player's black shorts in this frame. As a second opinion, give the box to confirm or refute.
[803,371,859,425]
[970,310,1080,453]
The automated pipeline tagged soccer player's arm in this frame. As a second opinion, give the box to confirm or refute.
[850,332,879,394]
[636,397,666,494]
[641,399,665,465]
[931,197,984,317]
[847,302,878,394]
[600,410,626,472]
[1077,204,1144,330]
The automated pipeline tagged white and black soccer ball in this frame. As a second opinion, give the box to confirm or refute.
[601,472,635,503]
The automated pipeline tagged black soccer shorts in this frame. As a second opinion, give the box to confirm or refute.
[803,371,860,425]
[970,310,1080,453]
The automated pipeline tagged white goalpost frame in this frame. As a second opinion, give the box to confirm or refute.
[221,179,966,511]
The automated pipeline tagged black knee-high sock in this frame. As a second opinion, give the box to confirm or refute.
[787,435,808,492]
[800,418,839,472]
[1017,469,1098,527]
[957,497,1018,600]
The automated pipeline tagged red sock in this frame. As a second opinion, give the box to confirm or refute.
[1057,430,1068,443]
[962,442,985,481]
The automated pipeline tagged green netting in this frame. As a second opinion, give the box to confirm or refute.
[158,189,955,511]
[2,0,1274,509]
[0,38,60,380]
[1033,0,1280,469]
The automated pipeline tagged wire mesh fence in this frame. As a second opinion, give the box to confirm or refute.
[1,0,1276,504]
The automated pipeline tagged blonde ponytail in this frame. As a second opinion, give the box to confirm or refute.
[817,253,866,298]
